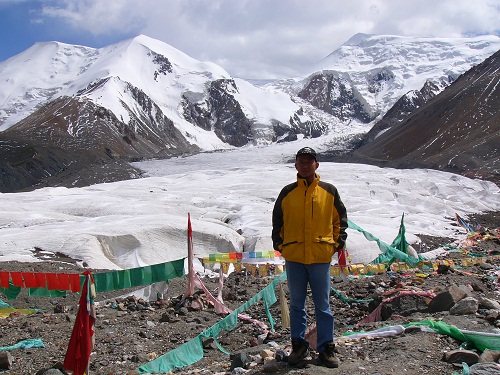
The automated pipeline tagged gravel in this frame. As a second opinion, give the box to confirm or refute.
[0,211,498,375]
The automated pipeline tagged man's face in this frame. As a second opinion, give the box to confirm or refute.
[295,154,319,180]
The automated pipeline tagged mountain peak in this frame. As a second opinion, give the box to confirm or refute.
[343,33,375,46]
[313,34,500,79]
[124,34,176,52]
[1,39,97,66]
[0,34,234,131]
[1,33,499,192]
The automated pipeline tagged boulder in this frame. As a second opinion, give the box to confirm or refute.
[450,297,479,315]
[442,349,479,365]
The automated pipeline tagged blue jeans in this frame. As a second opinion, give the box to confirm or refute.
[285,260,334,353]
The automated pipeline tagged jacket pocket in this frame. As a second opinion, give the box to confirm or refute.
[313,235,334,244]
[311,241,335,263]
[281,241,302,262]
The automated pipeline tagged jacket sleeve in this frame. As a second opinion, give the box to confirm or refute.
[272,189,285,250]
[334,188,348,250]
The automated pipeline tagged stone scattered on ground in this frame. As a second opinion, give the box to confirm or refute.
[0,212,499,375]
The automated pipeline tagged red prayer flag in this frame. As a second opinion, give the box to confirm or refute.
[188,212,192,238]
[10,272,24,287]
[69,274,81,293]
[337,247,347,267]
[21,272,37,288]
[57,273,71,291]
[34,272,47,288]
[46,273,59,290]
[0,272,10,288]
[64,271,96,375]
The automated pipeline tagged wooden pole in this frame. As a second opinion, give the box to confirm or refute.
[0,352,13,370]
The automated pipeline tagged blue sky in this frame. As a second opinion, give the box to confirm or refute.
[1,0,500,79]
[0,1,136,60]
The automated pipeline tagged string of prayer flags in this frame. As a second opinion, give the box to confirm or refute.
[203,250,283,264]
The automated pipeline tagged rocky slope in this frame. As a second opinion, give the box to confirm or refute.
[0,213,498,375]
[345,49,500,185]
[2,34,500,193]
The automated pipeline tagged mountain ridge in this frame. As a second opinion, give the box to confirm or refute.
[295,33,500,123]
[347,49,500,185]
[1,33,499,192]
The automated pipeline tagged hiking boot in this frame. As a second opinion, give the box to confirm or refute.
[288,338,309,365]
[318,341,339,368]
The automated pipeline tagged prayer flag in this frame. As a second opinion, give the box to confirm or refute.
[64,271,96,375]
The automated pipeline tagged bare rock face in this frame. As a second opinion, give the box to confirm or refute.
[362,79,442,143]
[182,79,254,147]
[427,290,456,313]
[479,349,500,363]
[479,297,500,311]
[298,72,373,123]
[0,86,198,193]
[350,49,500,183]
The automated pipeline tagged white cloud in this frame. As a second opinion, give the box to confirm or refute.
[39,0,148,34]
[20,0,500,78]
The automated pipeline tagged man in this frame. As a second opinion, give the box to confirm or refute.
[272,147,348,368]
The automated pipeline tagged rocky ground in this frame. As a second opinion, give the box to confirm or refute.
[0,212,499,375]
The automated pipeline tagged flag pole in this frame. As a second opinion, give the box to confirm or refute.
[184,213,195,297]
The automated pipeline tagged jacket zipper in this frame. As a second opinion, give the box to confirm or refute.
[311,195,314,218]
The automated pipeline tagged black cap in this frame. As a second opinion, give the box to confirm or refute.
[296,147,317,161]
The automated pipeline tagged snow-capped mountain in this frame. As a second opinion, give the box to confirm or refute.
[0,33,499,193]
[267,33,500,126]
[351,48,500,184]
[0,35,309,148]
[2,34,499,145]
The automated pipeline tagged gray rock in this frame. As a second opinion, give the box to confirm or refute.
[469,362,500,375]
[449,284,471,302]
[231,366,250,374]
[450,297,479,315]
[479,349,500,363]
[178,306,189,315]
[478,297,500,310]
[428,290,455,313]
[442,349,480,365]
[35,370,65,375]
[231,352,251,370]
[263,358,279,372]
[202,337,218,349]
[478,263,495,270]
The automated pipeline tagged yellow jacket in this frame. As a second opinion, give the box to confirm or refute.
[272,174,347,264]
